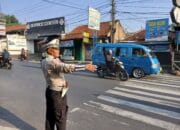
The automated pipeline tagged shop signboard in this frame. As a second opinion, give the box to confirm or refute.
[83,32,90,43]
[60,40,74,47]
[26,17,65,40]
[88,7,101,30]
[145,18,169,41]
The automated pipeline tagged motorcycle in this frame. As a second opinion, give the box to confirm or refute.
[0,57,12,69]
[96,57,129,81]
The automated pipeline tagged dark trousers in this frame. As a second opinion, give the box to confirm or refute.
[106,61,114,72]
[45,88,68,130]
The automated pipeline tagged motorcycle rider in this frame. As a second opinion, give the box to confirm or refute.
[105,49,114,72]
[2,49,10,65]
[20,48,27,61]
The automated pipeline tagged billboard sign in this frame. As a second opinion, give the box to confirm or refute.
[26,17,65,40]
[88,7,101,30]
[145,18,169,41]
[60,40,74,47]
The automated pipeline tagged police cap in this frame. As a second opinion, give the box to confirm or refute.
[42,39,59,52]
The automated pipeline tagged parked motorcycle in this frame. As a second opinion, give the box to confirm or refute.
[0,58,12,69]
[96,57,129,81]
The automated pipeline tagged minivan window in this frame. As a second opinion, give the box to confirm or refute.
[115,47,120,56]
[120,48,128,57]
[132,48,146,57]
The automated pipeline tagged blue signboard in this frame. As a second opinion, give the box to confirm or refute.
[145,18,169,41]
[60,40,74,47]
[176,31,180,44]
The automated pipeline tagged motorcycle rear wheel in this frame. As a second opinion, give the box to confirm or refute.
[5,63,11,69]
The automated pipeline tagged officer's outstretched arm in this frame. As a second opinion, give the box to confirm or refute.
[55,62,75,73]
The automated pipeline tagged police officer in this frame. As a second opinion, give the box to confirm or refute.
[41,38,75,130]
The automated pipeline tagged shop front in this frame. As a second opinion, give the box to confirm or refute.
[84,43,92,61]
[60,40,75,60]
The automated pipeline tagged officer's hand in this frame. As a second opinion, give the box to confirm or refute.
[85,63,96,72]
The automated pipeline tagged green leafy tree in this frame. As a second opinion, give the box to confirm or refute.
[5,15,20,25]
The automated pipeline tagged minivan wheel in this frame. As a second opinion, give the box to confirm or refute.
[132,68,144,79]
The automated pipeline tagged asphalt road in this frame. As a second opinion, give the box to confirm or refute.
[0,60,180,130]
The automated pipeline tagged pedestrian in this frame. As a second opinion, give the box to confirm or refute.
[41,38,76,130]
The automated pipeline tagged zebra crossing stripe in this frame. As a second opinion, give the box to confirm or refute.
[119,82,180,96]
[156,74,180,79]
[140,78,180,84]
[113,87,180,102]
[106,89,180,108]
[97,95,180,120]
[86,100,180,130]
[0,126,19,130]
[130,79,180,89]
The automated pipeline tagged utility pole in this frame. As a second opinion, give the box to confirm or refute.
[111,0,115,43]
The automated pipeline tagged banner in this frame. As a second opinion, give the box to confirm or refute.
[88,7,101,30]
[145,18,169,41]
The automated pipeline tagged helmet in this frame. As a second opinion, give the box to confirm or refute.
[41,39,59,52]
[107,49,112,55]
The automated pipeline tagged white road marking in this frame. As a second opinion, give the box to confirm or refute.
[140,78,180,84]
[119,82,180,96]
[85,101,180,130]
[107,89,180,108]
[0,126,19,130]
[130,79,180,89]
[98,95,180,120]
[156,74,180,79]
[70,107,81,113]
[70,107,99,116]
[113,87,180,102]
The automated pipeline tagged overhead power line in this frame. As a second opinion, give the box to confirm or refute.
[42,0,86,10]
[117,11,169,15]
[116,0,146,4]
[121,5,170,9]
[12,1,44,13]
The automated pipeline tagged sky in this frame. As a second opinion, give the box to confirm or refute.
[0,0,173,33]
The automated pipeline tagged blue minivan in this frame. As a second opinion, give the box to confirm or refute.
[92,43,161,78]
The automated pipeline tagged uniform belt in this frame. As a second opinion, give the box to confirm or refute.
[47,85,64,92]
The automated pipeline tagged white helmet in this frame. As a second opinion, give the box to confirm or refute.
[107,49,112,55]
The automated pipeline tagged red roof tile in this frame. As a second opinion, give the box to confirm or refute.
[64,21,111,40]
[6,24,26,32]
[124,30,145,41]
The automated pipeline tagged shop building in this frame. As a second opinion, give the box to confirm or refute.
[0,13,6,52]
[25,17,65,54]
[61,20,126,61]
[5,24,34,55]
